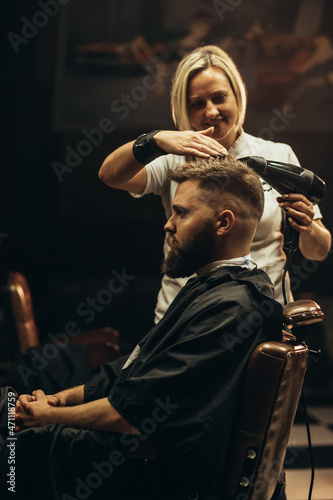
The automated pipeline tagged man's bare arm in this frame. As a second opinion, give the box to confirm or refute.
[51,385,85,406]
[16,390,138,434]
[17,385,85,414]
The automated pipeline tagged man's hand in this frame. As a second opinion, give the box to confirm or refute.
[16,392,60,414]
[48,395,62,406]
[16,393,36,413]
[15,390,54,431]
[14,390,136,434]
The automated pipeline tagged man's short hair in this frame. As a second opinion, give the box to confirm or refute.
[168,156,264,222]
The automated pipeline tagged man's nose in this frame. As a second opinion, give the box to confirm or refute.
[164,216,175,233]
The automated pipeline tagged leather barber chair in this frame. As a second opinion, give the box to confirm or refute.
[221,298,324,500]
[131,299,324,500]
[1,271,120,372]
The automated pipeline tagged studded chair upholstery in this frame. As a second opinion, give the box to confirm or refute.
[221,299,324,500]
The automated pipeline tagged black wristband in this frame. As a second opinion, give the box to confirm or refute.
[132,130,168,165]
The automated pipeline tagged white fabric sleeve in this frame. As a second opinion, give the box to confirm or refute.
[130,154,182,198]
[286,145,300,166]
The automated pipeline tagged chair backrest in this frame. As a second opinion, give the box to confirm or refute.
[8,271,40,354]
[6,271,121,370]
[221,338,308,500]
[221,299,324,500]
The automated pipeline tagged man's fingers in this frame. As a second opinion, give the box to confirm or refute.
[18,395,33,412]
[32,389,46,400]
[47,395,61,406]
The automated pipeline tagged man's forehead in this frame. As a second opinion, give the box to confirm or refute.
[174,179,201,203]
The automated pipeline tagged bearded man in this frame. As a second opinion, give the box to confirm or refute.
[0,156,283,500]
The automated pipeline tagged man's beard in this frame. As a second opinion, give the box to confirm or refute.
[161,221,216,278]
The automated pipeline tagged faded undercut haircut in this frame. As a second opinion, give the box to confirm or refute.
[168,156,264,222]
[171,45,247,132]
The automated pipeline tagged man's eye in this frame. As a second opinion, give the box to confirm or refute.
[176,209,187,217]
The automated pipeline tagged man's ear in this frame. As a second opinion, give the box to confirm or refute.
[216,210,235,236]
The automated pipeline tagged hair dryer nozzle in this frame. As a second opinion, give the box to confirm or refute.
[239,156,326,203]
[239,156,267,175]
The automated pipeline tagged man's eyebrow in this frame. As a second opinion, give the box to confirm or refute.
[172,203,187,212]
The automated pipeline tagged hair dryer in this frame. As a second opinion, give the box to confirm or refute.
[239,156,326,264]
[238,156,326,204]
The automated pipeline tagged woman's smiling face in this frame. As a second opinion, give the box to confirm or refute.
[187,66,240,150]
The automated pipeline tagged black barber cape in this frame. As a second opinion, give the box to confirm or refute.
[0,267,282,500]
[84,266,283,495]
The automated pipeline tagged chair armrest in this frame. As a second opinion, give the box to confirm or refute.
[283,299,324,328]
[84,343,120,369]
[68,327,120,369]
[68,327,119,346]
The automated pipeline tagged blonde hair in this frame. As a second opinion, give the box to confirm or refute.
[171,45,247,132]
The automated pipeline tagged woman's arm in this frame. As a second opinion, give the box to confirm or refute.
[99,141,147,193]
[98,128,227,193]
[298,219,331,261]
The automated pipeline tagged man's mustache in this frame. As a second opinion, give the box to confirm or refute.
[166,234,179,249]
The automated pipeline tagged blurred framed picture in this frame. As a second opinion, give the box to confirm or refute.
[53,0,333,132]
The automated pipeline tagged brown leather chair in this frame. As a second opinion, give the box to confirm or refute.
[130,300,324,500]
[3,271,120,370]
[221,299,324,500]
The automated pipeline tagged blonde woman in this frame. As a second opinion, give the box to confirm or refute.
[99,45,331,323]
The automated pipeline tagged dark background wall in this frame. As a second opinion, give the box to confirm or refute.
[2,1,333,366]
[2,1,168,351]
